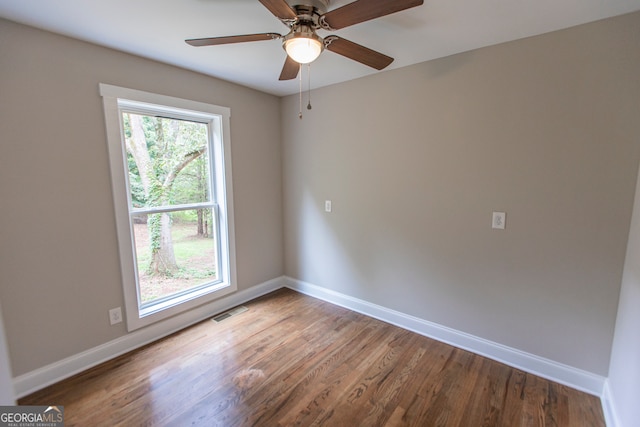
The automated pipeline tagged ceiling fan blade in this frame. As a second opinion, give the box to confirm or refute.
[279,55,300,80]
[186,33,280,47]
[322,0,424,30]
[259,0,298,21]
[324,36,393,70]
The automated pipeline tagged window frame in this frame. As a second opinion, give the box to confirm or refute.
[100,84,237,331]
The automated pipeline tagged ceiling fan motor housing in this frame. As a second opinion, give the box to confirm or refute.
[286,0,330,18]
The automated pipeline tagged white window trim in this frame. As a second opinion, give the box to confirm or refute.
[100,83,237,331]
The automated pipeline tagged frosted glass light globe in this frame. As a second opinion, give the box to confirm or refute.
[285,37,323,64]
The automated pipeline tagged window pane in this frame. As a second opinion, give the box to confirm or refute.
[122,112,211,209]
[132,209,219,306]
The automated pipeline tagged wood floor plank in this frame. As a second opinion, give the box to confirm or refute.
[325,331,423,426]
[257,317,391,425]
[298,328,414,426]
[467,358,512,426]
[19,288,605,427]
[180,311,373,426]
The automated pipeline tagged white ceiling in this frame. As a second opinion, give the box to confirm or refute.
[1,0,639,96]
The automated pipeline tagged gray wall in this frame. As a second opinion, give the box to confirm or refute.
[282,12,640,376]
[608,160,640,425]
[0,18,283,376]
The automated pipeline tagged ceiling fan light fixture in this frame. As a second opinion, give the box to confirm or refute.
[283,25,324,64]
[285,37,323,64]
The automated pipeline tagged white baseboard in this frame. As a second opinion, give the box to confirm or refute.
[601,380,620,427]
[13,276,285,398]
[284,276,606,397]
[15,275,609,410]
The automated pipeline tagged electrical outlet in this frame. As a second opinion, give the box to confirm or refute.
[325,200,332,213]
[492,212,506,230]
[109,307,123,325]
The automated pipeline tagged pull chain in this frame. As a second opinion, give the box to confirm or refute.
[307,63,312,110]
[297,63,312,118]
[298,63,303,119]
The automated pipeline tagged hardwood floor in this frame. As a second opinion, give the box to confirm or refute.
[20,288,605,426]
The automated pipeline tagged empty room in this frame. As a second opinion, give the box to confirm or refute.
[0,1,639,426]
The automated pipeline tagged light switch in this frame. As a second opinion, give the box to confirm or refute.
[492,212,506,229]
[325,200,332,213]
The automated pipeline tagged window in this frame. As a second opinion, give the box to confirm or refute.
[100,84,236,331]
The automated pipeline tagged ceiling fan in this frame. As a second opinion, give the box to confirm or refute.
[186,0,424,81]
